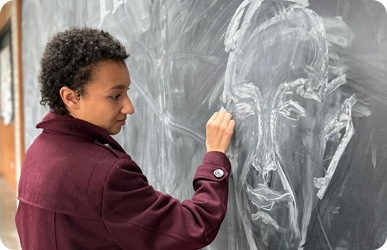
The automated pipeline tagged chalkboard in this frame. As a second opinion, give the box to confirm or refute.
[22,0,387,249]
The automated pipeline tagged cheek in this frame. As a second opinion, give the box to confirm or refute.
[102,101,119,116]
[238,116,260,147]
[91,101,117,125]
[276,115,325,153]
[275,116,299,150]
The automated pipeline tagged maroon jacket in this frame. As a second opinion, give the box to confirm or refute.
[16,112,231,250]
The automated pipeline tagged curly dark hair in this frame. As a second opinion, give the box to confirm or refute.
[39,27,130,115]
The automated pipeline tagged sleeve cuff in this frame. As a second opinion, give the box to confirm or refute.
[202,151,231,173]
[192,151,231,188]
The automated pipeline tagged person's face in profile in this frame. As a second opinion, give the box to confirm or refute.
[73,60,135,135]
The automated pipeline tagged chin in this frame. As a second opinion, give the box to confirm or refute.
[108,127,121,135]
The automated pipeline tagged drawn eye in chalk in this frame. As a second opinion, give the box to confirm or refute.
[235,103,257,119]
[278,100,306,121]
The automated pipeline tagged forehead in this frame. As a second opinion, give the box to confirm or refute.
[88,60,130,91]
[228,3,327,98]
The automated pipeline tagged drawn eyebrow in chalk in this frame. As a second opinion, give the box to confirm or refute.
[232,83,262,101]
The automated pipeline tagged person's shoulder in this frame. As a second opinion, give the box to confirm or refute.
[27,130,128,161]
[93,138,132,161]
[19,133,133,219]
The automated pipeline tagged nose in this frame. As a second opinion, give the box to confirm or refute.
[121,95,135,115]
[252,149,277,187]
[254,111,278,184]
[253,149,276,170]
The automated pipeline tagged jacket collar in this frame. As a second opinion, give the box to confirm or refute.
[37,112,125,153]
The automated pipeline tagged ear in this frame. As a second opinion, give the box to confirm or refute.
[59,87,79,113]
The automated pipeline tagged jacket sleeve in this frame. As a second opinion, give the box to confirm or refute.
[102,151,231,250]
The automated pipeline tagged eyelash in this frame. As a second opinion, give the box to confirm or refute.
[111,95,120,101]
[110,88,131,101]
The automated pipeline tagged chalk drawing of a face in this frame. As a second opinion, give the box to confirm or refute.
[223,0,356,249]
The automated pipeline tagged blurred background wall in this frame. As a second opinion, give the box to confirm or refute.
[0,0,22,193]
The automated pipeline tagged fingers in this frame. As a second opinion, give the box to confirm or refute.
[222,112,232,125]
[209,111,233,127]
[215,111,227,123]
[208,112,220,122]
[206,111,235,153]
[228,119,235,132]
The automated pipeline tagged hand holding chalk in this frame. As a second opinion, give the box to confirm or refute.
[206,111,235,153]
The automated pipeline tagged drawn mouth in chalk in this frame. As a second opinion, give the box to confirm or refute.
[246,183,293,232]
[246,183,293,211]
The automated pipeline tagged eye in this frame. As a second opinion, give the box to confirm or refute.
[110,95,121,101]
[236,103,257,119]
[278,100,306,121]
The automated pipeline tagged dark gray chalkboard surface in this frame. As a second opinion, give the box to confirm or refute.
[22,0,387,249]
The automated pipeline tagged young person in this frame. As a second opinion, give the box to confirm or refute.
[15,27,235,250]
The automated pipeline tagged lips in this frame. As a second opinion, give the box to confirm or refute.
[117,119,126,126]
[246,183,293,211]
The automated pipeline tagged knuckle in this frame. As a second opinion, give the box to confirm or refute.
[207,122,217,129]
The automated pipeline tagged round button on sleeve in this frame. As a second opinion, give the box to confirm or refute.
[213,169,224,178]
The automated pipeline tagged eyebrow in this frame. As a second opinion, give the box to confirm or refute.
[107,84,130,91]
